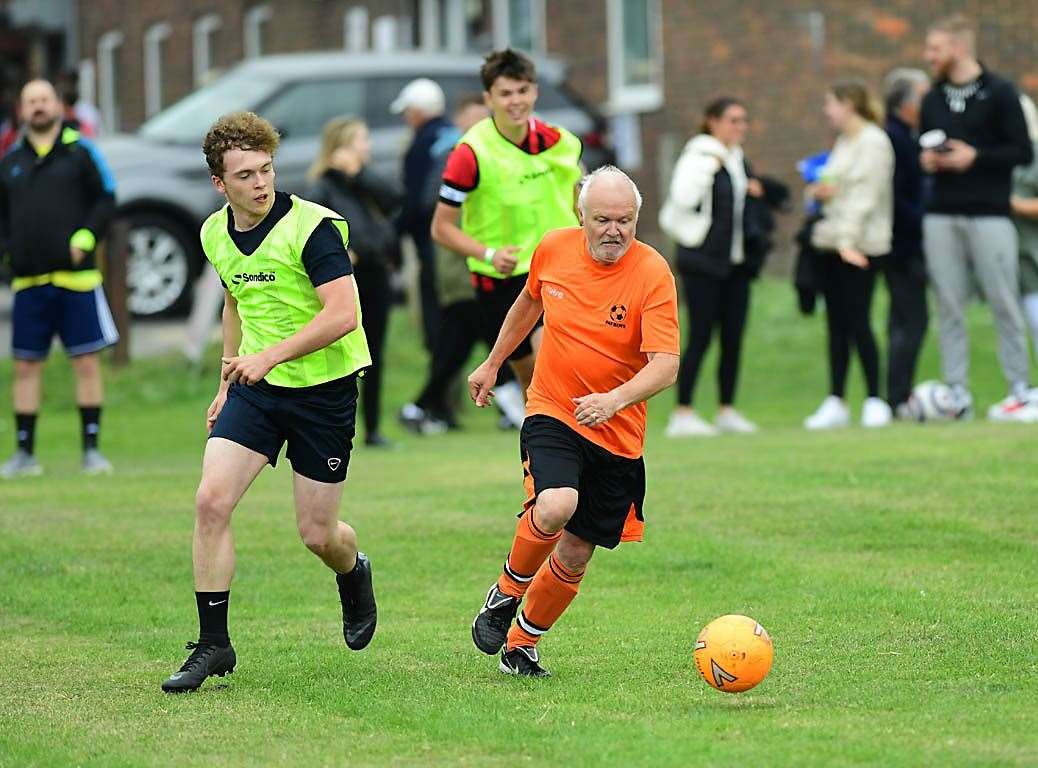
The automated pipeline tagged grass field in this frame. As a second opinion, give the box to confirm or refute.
[1,278,1037,767]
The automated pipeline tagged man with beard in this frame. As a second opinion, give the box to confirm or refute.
[0,79,117,478]
[919,15,1035,421]
[467,167,680,676]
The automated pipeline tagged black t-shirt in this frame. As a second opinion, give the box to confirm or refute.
[223,191,352,287]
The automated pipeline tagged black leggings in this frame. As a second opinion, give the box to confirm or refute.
[676,267,751,407]
[354,263,391,438]
[820,253,880,399]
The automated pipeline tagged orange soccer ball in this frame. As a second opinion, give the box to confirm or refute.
[694,614,773,693]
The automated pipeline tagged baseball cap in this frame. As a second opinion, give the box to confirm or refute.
[390,78,446,116]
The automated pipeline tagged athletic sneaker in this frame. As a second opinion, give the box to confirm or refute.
[664,410,718,438]
[161,641,236,693]
[861,397,892,428]
[714,408,758,434]
[472,584,519,655]
[0,449,43,479]
[987,395,1038,423]
[337,553,377,650]
[804,396,850,430]
[82,448,114,475]
[494,380,526,429]
[398,402,426,433]
[499,645,550,677]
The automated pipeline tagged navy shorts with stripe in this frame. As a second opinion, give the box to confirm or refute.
[209,375,359,484]
[12,283,120,360]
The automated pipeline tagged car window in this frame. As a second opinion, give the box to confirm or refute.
[139,71,280,143]
[364,75,578,128]
[259,80,366,139]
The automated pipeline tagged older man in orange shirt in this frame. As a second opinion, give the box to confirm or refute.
[467,166,680,677]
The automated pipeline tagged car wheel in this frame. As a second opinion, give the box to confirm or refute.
[125,212,197,317]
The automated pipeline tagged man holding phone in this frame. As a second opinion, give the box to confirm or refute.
[919,14,1035,421]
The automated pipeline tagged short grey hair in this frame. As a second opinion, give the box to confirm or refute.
[577,165,643,216]
[883,67,930,116]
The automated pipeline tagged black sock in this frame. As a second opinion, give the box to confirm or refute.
[195,591,231,647]
[79,406,101,451]
[15,412,36,455]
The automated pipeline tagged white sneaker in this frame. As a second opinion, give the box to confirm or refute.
[987,395,1038,423]
[714,408,758,434]
[665,410,719,437]
[861,397,892,428]
[804,396,850,430]
[494,380,526,429]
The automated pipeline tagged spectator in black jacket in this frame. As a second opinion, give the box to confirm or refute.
[0,79,117,479]
[920,14,1035,421]
[307,117,404,447]
[661,97,765,437]
[392,78,454,352]
[883,68,931,416]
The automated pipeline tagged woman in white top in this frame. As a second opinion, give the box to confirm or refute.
[804,80,895,430]
[662,97,765,438]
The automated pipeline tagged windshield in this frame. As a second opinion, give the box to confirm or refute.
[139,71,280,143]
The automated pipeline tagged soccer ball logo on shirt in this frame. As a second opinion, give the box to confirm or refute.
[607,304,627,327]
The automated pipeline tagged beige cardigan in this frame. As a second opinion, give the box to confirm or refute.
[812,121,895,256]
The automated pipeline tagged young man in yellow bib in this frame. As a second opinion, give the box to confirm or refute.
[162,112,376,693]
[430,48,583,393]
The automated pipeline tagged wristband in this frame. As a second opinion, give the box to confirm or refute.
[483,247,495,264]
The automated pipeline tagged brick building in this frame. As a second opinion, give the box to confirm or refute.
[73,0,1038,256]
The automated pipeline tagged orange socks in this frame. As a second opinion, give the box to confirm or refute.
[497,509,562,599]
[506,552,585,650]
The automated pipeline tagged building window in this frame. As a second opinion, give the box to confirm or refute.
[244,4,272,59]
[193,14,222,87]
[143,22,171,118]
[606,0,663,113]
[491,0,544,52]
[343,7,369,51]
[371,15,398,51]
[97,29,124,132]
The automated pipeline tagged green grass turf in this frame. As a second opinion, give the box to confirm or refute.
[1,278,1037,766]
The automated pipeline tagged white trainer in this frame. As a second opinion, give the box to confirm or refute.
[494,380,526,429]
[804,396,850,430]
[987,395,1038,423]
[714,408,758,434]
[665,410,719,437]
[861,397,892,428]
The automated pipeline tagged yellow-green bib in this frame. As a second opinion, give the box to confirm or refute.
[460,118,582,278]
[200,195,371,387]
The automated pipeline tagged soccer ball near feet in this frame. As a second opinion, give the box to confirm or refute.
[694,614,773,693]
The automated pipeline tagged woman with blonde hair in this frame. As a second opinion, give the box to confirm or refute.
[307,117,403,447]
[804,80,895,430]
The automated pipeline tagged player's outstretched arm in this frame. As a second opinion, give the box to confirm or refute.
[222,276,358,386]
[468,287,543,407]
[573,352,679,428]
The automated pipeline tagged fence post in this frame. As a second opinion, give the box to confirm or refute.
[104,218,131,366]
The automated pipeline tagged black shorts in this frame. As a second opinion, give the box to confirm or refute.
[519,415,646,549]
[209,375,358,483]
[472,273,543,361]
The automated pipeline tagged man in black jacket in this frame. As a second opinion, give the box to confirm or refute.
[883,68,931,416]
[919,15,1035,421]
[0,79,117,478]
[392,78,454,351]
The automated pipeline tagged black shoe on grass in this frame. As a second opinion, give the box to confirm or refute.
[337,553,377,650]
[499,645,550,677]
[161,641,236,693]
[471,584,519,655]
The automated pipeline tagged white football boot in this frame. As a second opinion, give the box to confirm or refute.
[861,397,892,428]
[804,396,850,430]
[665,410,719,437]
[714,408,758,434]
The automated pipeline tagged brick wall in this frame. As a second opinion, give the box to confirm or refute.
[77,0,1038,263]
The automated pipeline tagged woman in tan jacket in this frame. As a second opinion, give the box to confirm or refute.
[805,80,895,430]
